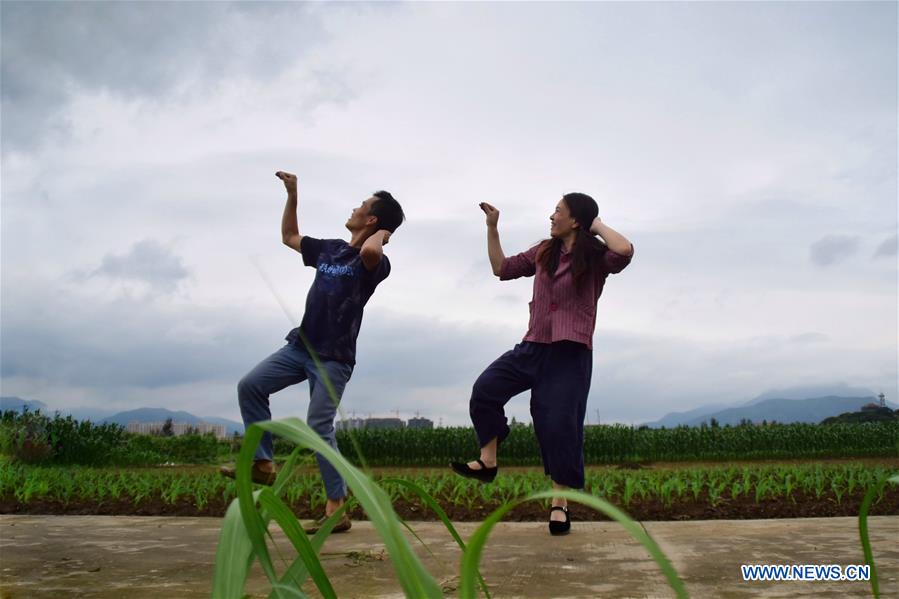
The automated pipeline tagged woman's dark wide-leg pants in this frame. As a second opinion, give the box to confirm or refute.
[469,340,592,489]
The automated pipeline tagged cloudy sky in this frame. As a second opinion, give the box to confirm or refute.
[2,1,896,427]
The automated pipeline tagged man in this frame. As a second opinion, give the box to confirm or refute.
[221,170,404,534]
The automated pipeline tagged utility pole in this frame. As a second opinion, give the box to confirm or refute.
[879,392,886,408]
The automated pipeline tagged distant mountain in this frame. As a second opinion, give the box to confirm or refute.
[648,396,897,428]
[643,384,880,428]
[0,398,243,434]
[0,396,48,413]
[644,403,730,428]
[65,407,116,423]
[741,384,877,406]
[103,407,243,435]
[1,397,115,422]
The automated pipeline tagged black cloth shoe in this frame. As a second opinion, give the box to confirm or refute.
[449,459,498,483]
[549,505,570,536]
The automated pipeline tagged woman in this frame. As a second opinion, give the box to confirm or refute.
[451,192,634,535]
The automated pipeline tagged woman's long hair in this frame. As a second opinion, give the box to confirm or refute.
[536,192,607,291]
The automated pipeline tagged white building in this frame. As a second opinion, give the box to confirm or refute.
[336,418,368,431]
[127,421,227,439]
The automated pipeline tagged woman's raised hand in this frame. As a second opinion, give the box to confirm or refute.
[479,202,500,228]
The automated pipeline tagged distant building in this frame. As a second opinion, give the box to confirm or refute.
[407,417,434,429]
[365,417,404,430]
[336,418,368,431]
[336,416,439,430]
[861,403,881,411]
[127,421,227,439]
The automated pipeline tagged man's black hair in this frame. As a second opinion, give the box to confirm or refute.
[370,190,406,233]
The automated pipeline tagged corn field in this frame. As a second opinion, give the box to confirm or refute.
[333,422,899,466]
[3,461,895,514]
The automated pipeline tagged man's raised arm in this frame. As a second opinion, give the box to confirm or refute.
[277,171,303,252]
[360,230,391,271]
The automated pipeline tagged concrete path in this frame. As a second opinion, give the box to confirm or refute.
[1,515,896,598]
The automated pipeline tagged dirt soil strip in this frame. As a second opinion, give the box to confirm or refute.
[1,515,897,598]
[2,488,898,520]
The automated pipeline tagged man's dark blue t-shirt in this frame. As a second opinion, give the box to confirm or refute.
[285,236,390,365]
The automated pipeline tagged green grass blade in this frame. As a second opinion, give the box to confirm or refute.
[459,489,688,599]
[269,501,353,599]
[269,583,309,599]
[858,472,898,599]
[212,447,301,599]
[273,447,302,496]
[398,519,443,563]
[212,489,264,599]
[233,425,283,593]
[257,488,337,599]
[382,477,491,599]
[250,419,443,599]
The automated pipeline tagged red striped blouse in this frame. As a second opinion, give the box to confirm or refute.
[499,241,633,350]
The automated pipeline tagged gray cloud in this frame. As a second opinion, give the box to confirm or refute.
[0,1,331,151]
[809,235,860,267]
[357,316,514,388]
[788,332,830,344]
[589,329,897,424]
[89,240,190,293]
[873,234,898,259]
[0,284,277,389]
[3,270,896,426]
[1,2,895,427]
[0,274,520,421]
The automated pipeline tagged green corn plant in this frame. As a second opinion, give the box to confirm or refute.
[784,473,796,504]
[381,477,491,599]
[830,478,845,506]
[729,481,743,501]
[211,415,697,598]
[690,475,704,501]
[623,477,637,507]
[754,478,770,504]
[660,478,677,507]
[858,473,899,599]
[458,489,689,599]
[219,418,443,599]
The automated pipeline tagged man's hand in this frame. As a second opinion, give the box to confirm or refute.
[279,170,301,251]
[275,171,298,195]
[361,230,391,271]
[479,202,500,228]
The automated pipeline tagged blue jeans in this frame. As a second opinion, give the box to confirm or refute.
[237,342,354,500]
